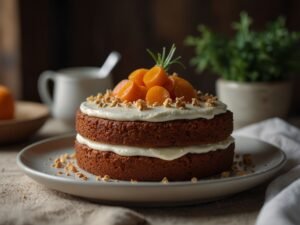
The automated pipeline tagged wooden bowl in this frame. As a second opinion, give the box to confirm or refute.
[0,101,49,144]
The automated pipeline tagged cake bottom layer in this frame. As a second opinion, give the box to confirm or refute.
[75,141,235,181]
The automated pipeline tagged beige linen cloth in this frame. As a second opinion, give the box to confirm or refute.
[0,152,147,225]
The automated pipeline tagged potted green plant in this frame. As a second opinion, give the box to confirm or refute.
[186,12,300,128]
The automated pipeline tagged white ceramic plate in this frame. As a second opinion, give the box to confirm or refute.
[0,101,49,144]
[17,134,286,206]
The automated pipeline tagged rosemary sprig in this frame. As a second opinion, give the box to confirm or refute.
[147,44,185,71]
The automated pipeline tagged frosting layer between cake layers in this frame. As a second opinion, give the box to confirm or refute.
[76,134,234,161]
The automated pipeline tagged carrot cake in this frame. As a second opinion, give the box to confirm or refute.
[75,45,234,181]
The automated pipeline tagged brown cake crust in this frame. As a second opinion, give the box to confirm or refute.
[76,110,233,147]
[75,141,234,181]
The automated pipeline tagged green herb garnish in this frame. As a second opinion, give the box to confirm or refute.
[147,44,185,71]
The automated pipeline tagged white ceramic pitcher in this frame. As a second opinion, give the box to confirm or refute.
[38,67,113,126]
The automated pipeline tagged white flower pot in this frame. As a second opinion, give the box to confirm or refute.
[216,79,292,128]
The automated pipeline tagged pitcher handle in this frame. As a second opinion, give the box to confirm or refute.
[38,71,55,109]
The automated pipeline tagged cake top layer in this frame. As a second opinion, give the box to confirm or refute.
[80,90,227,122]
[80,45,228,122]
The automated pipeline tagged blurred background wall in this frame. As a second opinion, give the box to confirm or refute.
[0,0,20,98]
[1,0,300,113]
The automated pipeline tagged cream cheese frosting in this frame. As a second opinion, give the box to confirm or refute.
[80,100,227,122]
[76,134,234,161]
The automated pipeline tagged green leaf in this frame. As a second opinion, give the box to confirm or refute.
[185,12,300,82]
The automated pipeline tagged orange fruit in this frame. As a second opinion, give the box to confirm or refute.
[0,85,15,120]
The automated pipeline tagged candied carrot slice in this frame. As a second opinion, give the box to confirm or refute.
[139,85,147,99]
[116,80,146,102]
[163,77,175,99]
[145,86,170,105]
[112,79,129,96]
[143,66,169,89]
[128,68,148,87]
[170,75,197,102]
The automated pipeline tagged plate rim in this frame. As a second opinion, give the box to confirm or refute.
[17,134,287,187]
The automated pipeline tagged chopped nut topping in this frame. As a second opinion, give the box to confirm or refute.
[85,85,223,110]
[175,97,186,109]
[151,102,159,107]
[57,171,63,175]
[122,101,132,108]
[161,177,169,184]
[110,99,119,107]
[130,179,138,183]
[96,176,101,181]
[134,99,147,111]
[86,95,95,102]
[163,98,172,107]
[191,98,200,106]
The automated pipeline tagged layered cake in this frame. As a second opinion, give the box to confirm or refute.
[75,45,234,181]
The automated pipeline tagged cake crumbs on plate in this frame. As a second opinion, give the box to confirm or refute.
[50,152,255,182]
[191,177,198,183]
[130,179,138,183]
[161,177,169,184]
[76,172,88,181]
[52,160,63,169]
[243,154,254,166]
[65,162,78,173]
[221,171,230,178]
[102,175,110,182]
[69,153,76,159]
